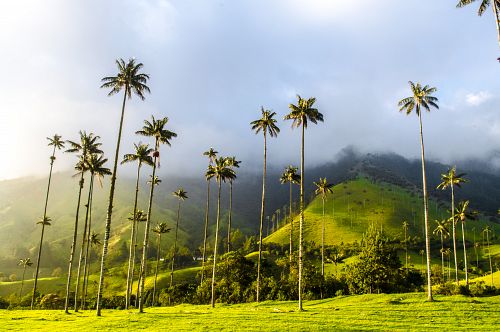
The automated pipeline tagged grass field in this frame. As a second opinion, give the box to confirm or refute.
[0,293,498,331]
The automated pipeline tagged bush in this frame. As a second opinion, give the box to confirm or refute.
[101,296,126,309]
[0,297,9,309]
[40,294,64,309]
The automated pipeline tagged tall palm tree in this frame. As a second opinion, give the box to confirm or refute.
[402,220,410,269]
[280,165,300,263]
[64,131,103,313]
[201,148,218,284]
[96,58,150,316]
[313,178,333,277]
[224,156,241,253]
[170,188,188,286]
[32,216,52,307]
[136,116,177,313]
[453,200,476,285]
[398,81,438,302]
[437,166,467,284]
[482,225,494,285]
[31,134,64,309]
[18,258,33,299]
[131,210,148,307]
[206,157,236,308]
[250,107,280,303]
[82,231,101,309]
[444,247,452,281]
[284,95,324,310]
[75,153,111,311]
[151,222,171,306]
[121,143,154,309]
[457,0,500,47]
[433,220,450,279]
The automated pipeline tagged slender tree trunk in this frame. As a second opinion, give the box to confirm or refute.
[404,227,408,270]
[170,201,181,287]
[63,171,85,313]
[461,219,469,285]
[32,145,57,309]
[487,232,493,286]
[82,185,94,310]
[96,89,128,316]
[126,163,142,309]
[152,234,161,306]
[451,185,458,284]
[321,196,325,277]
[256,131,267,303]
[492,0,500,48]
[19,266,27,299]
[298,122,305,311]
[227,181,233,253]
[138,146,159,313]
[289,183,293,264]
[418,112,433,302]
[441,234,445,280]
[201,179,211,284]
[132,215,140,307]
[211,180,222,307]
[74,174,94,311]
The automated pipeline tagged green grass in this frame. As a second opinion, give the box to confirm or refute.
[0,293,498,331]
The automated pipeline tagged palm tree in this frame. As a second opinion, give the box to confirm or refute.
[280,165,300,264]
[82,232,101,309]
[152,222,171,306]
[206,157,236,307]
[482,225,494,286]
[136,116,177,313]
[131,210,148,307]
[437,166,467,284]
[75,153,111,311]
[433,220,450,279]
[402,221,410,270]
[313,178,333,277]
[453,200,476,285]
[201,148,218,284]
[18,258,33,298]
[32,216,52,307]
[250,107,280,303]
[456,0,500,47]
[398,81,439,302]
[170,188,188,286]
[284,95,324,310]
[444,247,452,281]
[64,131,103,313]
[121,143,154,309]
[224,156,241,253]
[31,134,64,310]
[96,58,150,316]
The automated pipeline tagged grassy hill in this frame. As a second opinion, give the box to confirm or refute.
[0,293,499,331]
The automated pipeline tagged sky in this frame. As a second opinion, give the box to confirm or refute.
[1,0,500,180]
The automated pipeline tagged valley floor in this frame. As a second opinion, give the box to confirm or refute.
[0,293,499,331]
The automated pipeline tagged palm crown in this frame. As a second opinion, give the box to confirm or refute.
[206,157,237,183]
[66,131,103,156]
[398,81,439,116]
[456,0,499,16]
[433,220,450,238]
[453,200,476,222]
[280,165,301,185]
[90,232,102,246]
[250,107,280,137]
[47,134,65,150]
[100,58,150,100]
[314,178,334,198]
[437,167,467,190]
[152,222,171,235]
[121,143,154,167]
[19,258,33,268]
[85,153,112,186]
[284,95,324,128]
[203,148,218,164]
[225,156,241,169]
[37,216,52,226]
[173,188,188,201]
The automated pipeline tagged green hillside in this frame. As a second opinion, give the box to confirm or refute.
[265,177,499,246]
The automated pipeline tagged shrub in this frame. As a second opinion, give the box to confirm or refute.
[0,297,9,309]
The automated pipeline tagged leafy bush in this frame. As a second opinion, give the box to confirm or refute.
[0,296,9,309]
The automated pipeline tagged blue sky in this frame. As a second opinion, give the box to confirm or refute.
[0,0,499,180]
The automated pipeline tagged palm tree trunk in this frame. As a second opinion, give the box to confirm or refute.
[211,179,222,307]
[298,122,305,311]
[132,215,140,307]
[461,220,468,285]
[418,111,433,302]
[19,266,27,299]
[74,174,94,311]
[256,131,267,303]
[82,185,94,310]
[321,196,325,277]
[152,234,161,306]
[63,171,85,313]
[404,227,408,270]
[126,162,142,309]
[138,148,159,313]
[441,234,445,280]
[96,88,128,316]
[487,232,493,286]
[201,179,211,284]
[227,181,233,253]
[289,183,293,264]
[492,1,500,48]
[32,145,56,310]
[170,201,181,287]
[451,185,458,284]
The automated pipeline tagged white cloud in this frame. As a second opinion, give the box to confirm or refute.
[465,91,492,106]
